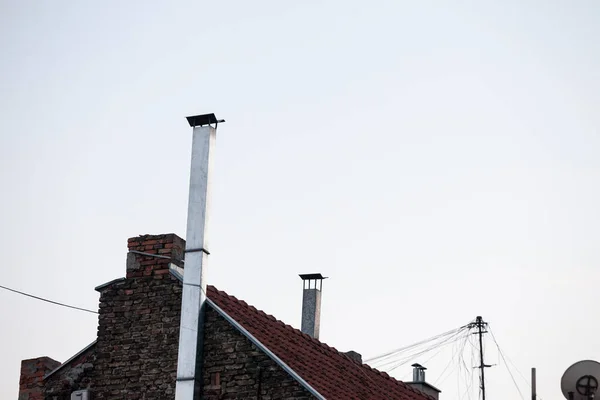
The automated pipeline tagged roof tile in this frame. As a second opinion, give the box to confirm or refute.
[207,285,433,400]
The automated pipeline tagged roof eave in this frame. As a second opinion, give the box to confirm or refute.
[94,277,126,292]
[44,340,97,380]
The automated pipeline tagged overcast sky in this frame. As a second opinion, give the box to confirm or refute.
[1,1,599,399]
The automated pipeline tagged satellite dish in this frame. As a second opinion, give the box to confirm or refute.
[561,360,600,400]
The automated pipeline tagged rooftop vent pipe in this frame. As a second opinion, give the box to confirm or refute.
[412,363,426,382]
[175,113,224,400]
[299,273,326,339]
[408,363,441,400]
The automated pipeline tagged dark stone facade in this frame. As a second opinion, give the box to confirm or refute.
[19,233,315,399]
[92,234,184,400]
[92,274,183,399]
[202,306,314,400]
[44,344,95,400]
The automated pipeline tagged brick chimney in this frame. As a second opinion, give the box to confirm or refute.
[344,350,363,364]
[18,356,61,400]
[126,233,185,278]
[93,233,186,399]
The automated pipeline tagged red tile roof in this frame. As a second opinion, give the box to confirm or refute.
[207,285,433,400]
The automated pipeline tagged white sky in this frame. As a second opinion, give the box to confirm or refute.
[1,1,599,399]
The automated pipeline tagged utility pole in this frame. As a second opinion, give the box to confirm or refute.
[471,316,490,400]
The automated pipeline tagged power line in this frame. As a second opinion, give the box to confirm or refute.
[488,325,543,400]
[433,330,465,386]
[366,323,470,365]
[461,339,470,400]
[0,284,98,314]
[458,331,474,400]
[365,326,467,362]
[400,329,470,381]
[373,329,463,370]
[488,325,525,400]
[383,328,470,373]
[468,333,477,400]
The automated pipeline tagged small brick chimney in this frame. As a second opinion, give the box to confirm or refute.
[18,357,61,400]
[126,233,185,278]
[344,350,363,364]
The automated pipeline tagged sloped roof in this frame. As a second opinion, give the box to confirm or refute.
[207,285,433,400]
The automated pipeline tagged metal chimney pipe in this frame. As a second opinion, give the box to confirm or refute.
[175,114,223,400]
[413,367,420,382]
[299,273,326,339]
[411,363,426,383]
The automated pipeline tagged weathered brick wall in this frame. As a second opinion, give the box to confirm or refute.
[19,357,61,400]
[31,232,313,400]
[202,306,315,400]
[43,344,96,400]
[92,234,184,400]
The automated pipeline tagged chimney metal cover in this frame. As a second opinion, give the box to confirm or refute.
[186,113,225,127]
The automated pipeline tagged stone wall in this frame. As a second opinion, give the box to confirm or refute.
[19,357,61,400]
[202,306,315,400]
[43,344,96,400]
[24,233,315,400]
[91,234,184,400]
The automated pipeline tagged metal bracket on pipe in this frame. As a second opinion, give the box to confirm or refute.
[184,248,210,255]
[129,250,172,260]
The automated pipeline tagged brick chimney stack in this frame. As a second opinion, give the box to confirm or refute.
[93,233,186,399]
[126,233,185,278]
[18,357,61,400]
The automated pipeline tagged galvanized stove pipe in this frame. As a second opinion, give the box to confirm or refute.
[175,114,223,400]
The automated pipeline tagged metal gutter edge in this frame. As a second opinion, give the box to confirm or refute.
[169,264,184,282]
[206,298,326,400]
[94,277,126,292]
[44,340,97,380]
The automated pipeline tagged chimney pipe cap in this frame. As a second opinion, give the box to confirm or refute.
[186,113,225,127]
[299,273,327,280]
[411,363,427,370]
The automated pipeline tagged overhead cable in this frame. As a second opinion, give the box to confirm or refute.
[365,323,470,364]
[381,328,470,372]
[458,334,474,400]
[373,330,464,369]
[432,334,462,386]
[0,284,98,314]
[488,325,525,400]
[399,329,469,381]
